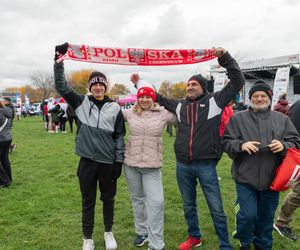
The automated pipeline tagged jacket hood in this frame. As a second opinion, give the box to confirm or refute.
[277,99,289,106]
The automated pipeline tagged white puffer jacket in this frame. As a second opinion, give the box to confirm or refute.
[122,104,176,168]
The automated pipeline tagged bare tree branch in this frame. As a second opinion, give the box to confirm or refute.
[31,71,56,99]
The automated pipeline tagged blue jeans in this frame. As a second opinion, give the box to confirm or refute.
[235,183,279,250]
[176,160,232,250]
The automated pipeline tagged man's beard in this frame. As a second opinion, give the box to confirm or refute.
[250,102,270,112]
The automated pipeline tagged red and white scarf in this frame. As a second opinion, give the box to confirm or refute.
[63,44,216,66]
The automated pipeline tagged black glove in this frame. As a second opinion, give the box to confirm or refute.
[112,162,123,180]
[55,42,69,60]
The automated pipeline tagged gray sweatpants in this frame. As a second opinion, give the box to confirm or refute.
[276,177,300,227]
[124,165,164,250]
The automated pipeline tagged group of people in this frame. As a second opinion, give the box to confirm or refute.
[54,42,300,250]
[41,98,77,133]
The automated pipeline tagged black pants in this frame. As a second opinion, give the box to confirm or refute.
[68,117,77,133]
[59,117,67,132]
[0,140,12,185]
[77,157,117,238]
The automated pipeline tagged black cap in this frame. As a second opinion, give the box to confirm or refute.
[88,71,107,91]
[188,74,208,93]
[249,80,273,100]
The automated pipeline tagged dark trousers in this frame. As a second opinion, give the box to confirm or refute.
[68,117,77,133]
[59,117,67,132]
[0,140,12,185]
[77,157,117,238]
[234,182,279,250]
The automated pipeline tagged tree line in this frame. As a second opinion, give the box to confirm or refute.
[3,70,187,103]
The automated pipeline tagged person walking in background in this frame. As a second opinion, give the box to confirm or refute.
[15,105,21,120]
[274,93,289,115]
[21,105,27,118]
[124,77,176,250]
[0,98,13,188]
[222,80,300,250]
[54,42,125,250]
[43,101,49,131]
[3,98,16,153]
[58,98,68,133]
[40,100,46,122]
[273,99,300,241]
[132,47,245,250]
[47,101,55,133]
[66,104,77,133]
[49,101,61,133]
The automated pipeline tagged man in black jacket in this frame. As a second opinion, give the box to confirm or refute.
[222,80,300,250]
[131,47,244,250]
[54,43,125,250]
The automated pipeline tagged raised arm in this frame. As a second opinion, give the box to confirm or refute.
[213,48,245,108]
[130,73,180,114]
[53,43,84,109]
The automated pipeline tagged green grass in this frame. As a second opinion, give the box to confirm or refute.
[0,117,299,249]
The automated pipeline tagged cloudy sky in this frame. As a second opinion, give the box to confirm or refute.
[1,0,299,92]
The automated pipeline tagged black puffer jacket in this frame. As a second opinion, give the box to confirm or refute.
[156,52,245,164]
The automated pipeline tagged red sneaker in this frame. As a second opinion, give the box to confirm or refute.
[178,236,202,250]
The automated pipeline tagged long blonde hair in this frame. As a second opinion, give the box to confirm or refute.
[133,101,157,115]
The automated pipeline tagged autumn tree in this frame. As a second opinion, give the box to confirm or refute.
[31,71,56,100]
[4,85,49,103]
[158,80,173,97]
[109,83,130,96]
[23,85,43,102]
[171,82,186,99]
[68,69,93,94]
[3,87,21,94]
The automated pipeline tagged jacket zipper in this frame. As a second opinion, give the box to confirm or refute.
[189,102,194,160]
[97,108,100,129]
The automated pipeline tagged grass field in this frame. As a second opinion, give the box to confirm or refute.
[0,117,300,250]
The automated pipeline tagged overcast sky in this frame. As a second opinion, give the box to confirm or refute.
[1,0,299,93]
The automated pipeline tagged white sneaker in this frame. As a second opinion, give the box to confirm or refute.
[82,238,95,250]
[104,232,117,250]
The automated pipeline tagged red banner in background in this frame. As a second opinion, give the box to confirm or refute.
[64,44,216,66]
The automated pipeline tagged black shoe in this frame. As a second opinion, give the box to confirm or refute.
[134,234,148,247]
[273,223,297,241]
[0,182,11,189]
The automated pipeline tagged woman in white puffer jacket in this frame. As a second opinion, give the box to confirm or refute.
[122,74,176,250]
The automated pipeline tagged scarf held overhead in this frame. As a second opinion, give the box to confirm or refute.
[63,44,216,66]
